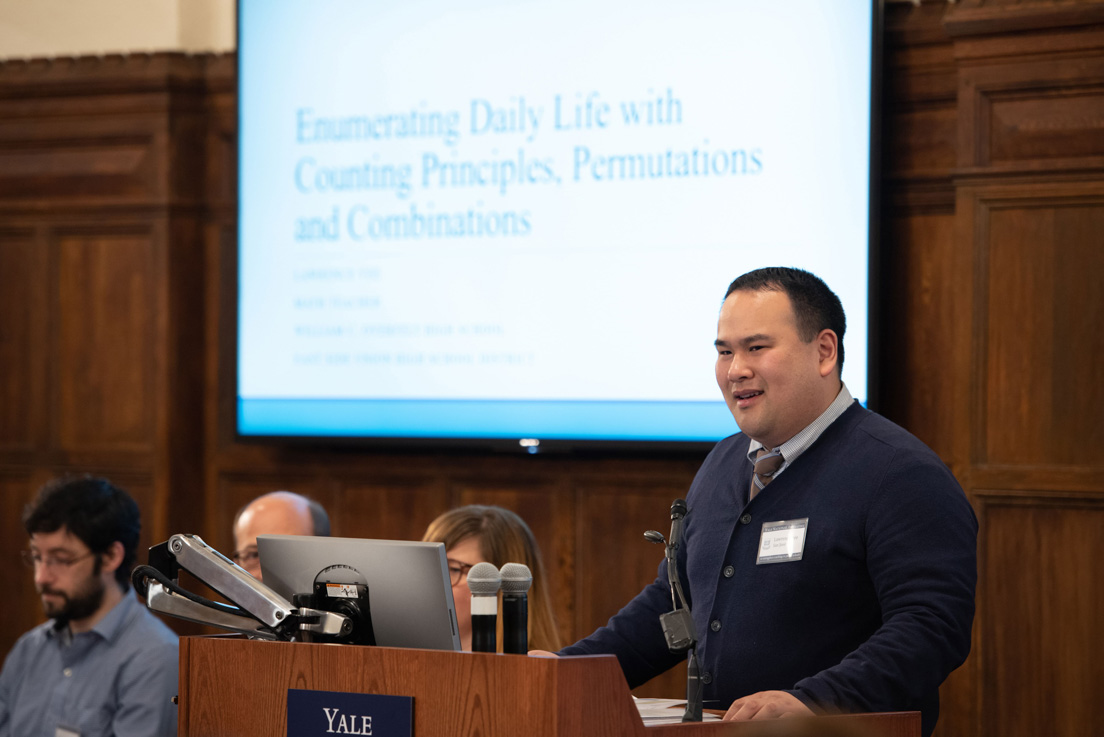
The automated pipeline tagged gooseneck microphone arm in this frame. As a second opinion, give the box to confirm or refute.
[666,499,691,613]
[646,499,703,723]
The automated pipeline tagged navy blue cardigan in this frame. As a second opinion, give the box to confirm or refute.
[562,403,977,737]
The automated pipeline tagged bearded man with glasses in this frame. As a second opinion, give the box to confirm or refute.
[0,477,179,737]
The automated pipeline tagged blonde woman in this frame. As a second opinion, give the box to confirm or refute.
[423,505,561,652]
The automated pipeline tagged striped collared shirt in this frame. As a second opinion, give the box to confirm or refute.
[746,383,855,479]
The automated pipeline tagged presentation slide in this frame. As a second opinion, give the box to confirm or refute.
[237,0,874,445]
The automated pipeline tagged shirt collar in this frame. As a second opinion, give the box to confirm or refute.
[747,383,854,469]
[92,589,139,643]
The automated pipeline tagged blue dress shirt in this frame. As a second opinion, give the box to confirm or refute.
[0,590,179,737]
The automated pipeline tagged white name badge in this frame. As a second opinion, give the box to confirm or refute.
[756,518,809,565]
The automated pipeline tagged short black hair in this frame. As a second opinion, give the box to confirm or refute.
[23,476,141,590]
[724,266,847,374]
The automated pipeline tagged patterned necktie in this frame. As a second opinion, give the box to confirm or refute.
[749,447,784,500]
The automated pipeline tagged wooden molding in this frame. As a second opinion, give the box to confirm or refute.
[0,53,218,99]
[945,1,1104,38]
[958,54,1104,171]
[959,180,1104,470]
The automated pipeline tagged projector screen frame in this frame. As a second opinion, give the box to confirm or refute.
[232,0,884,456]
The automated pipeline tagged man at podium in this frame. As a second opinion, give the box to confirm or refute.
[554,268,977,737]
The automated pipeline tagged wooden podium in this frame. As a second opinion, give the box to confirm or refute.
[178,636,920,737]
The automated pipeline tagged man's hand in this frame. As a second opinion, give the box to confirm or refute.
[723,690,813,721]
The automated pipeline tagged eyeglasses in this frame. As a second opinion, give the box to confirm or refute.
[21,550,96,572]
[447,560,475,587]
[232,548,260,567]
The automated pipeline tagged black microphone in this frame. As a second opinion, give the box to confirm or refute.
[500,562,532,654]
[467,562,500,653]
[658,498,695,653]
[668,498,687,561]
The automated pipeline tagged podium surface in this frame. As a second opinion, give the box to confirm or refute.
[178,636,919,737]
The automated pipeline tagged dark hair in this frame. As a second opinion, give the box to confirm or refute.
[307,498,331,537]
[724,266,846,374]
[23,476,141,590]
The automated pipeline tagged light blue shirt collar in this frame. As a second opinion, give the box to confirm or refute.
[747,383,854,477]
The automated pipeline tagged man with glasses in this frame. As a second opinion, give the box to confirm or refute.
[0,476,179,737]
[231,491,331,580]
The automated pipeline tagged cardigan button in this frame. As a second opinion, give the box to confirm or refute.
[740,513,752,525]
[701,671,713,685]
[710,620,721,632]
[723,565,734,578]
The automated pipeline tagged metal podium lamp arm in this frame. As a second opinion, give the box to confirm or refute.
[132,533,352,642]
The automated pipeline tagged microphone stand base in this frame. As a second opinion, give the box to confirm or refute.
[681,647,703,723]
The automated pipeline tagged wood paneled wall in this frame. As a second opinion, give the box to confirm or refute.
[881,2,1104,736]
[0,53,210,643]
[1,3,1102,734]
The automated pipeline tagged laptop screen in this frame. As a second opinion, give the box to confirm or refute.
[258,534,460,651]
